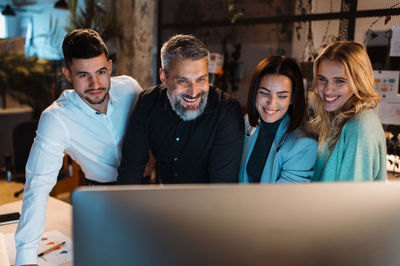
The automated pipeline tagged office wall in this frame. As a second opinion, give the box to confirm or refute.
[290,0,400,63]
[159,0,295,106]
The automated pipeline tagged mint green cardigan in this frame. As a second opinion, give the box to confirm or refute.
[312,109,386,182]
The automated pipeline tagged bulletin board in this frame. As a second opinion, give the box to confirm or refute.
[373,70,400,125]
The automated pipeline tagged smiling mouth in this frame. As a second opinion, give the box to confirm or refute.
[263,107,278,115]
[182,94,200,103]
[324,95,339,103]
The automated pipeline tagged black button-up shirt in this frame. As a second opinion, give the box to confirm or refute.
[117,84,244,184]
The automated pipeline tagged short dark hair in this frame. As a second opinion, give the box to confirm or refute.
[62,28,109,68]
[247,56,306,133]
[160,34,209,72]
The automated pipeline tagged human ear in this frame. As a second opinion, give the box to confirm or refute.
[159,68,167,86]
[62,67,72,83]
[107,60,113,73]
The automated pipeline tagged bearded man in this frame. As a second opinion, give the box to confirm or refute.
[117,34,244,184]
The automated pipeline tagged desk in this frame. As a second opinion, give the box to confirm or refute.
[0,197,72,265]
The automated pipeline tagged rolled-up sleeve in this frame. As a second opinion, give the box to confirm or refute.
[15,111,67,265]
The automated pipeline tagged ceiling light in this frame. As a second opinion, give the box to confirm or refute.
[54,0,68,10]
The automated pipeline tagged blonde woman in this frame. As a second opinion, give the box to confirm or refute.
[311,41,386,181]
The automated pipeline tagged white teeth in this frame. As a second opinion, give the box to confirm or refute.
[183,96,197,102]
[325,96,338,102]
[264,109,277,114]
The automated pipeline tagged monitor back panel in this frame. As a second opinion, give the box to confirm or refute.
[72,182,400,266]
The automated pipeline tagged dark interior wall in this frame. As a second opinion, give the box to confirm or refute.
[159,0,295,106]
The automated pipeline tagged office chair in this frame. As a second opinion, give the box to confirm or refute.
[4,120,73,197]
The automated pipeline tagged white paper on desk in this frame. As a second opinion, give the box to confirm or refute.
[0,233,11,266]
[4,230,73,266]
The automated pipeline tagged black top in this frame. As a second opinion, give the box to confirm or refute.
[117,84,244,184]
[246,119,282,183]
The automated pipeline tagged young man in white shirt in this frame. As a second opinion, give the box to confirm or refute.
[14,28,142,266]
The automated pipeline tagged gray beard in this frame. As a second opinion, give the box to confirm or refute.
[166,89,208,121]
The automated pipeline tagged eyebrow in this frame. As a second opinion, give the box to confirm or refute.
[96,67,108,72]
[75,66,108,76]
[174,76,189,80]
[197,74,208,79]
[258,87,290,94]
[317,74,347,80]
[175,74,208,80]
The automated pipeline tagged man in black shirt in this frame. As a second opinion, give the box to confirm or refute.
[117,34,244,184]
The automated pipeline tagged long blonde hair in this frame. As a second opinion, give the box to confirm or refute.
[311,41,379,151]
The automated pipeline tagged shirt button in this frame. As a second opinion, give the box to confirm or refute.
[176,137,180,141]
[174,157,178,161]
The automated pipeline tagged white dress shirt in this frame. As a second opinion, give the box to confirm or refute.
[14,75,142,265]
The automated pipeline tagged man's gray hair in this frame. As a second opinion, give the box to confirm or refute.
[161,34,209,71]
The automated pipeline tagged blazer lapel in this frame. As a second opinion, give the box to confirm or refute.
[259,114,290,183]
[239,116,259,183]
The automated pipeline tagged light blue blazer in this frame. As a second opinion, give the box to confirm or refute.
[239,114,318,183]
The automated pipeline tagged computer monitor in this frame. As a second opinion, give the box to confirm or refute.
[72,182,400,266]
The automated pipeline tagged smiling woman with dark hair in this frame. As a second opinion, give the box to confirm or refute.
[239,56,318,183]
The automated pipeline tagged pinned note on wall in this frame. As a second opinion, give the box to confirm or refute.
[208,53,224,74]
[373,70,400,125]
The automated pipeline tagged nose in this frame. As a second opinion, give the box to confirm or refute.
[89,75,101,89]
[186,81,200,96]
[324,81,335,94]
[267,94,277,107]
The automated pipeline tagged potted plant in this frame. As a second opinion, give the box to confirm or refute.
[0,51,53,120]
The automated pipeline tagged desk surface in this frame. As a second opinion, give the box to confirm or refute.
[0,197,72,265]
[0,197,72,236]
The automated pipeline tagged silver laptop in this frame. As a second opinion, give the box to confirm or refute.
[72,182,400,266]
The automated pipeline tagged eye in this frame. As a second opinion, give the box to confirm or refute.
[98,69,107,75]
[177,79,188,86]
[258,90,270,97]
[78,73,88,78]
[197,76,208,83]
[317,77,327,82]
[336,79,345,84]
[278,95,288,99]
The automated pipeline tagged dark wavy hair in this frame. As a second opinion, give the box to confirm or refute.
[62,28,109,68]
[247,56,306,133]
